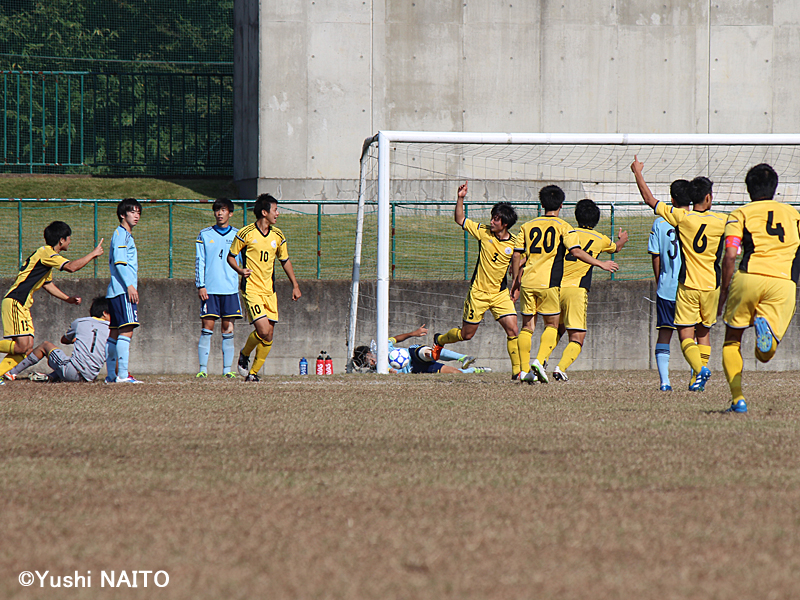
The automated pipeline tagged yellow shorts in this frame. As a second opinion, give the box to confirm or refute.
[674,284,720,328]
[520,286,560,317]
[244,292,278,323]
[723,271,797,341]
[559,287,588,331]
[462,287,516,324]
[1,297,34,338]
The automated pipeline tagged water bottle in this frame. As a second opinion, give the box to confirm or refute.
[299,357,308,375]
[324,352,333,375]
[316,352,325,375]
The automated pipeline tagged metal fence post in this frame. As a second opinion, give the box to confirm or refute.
[169,202,174,278]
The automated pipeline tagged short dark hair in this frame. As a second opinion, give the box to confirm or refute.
[89,296,109,318]
[117,198,142,221]
[352,345,370,368]
[575,199,600,229]
[212,197,235,213]
[491,202,518,229]
[539,185,565,211]
[253,193,278,220]
[689,177,713,205]
[745,163,779,201]
[43,221,71,247]
[670,179,692,207]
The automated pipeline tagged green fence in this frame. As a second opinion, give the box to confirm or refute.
[4,198,794,283]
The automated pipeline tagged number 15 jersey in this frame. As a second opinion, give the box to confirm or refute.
[228,223,289,297]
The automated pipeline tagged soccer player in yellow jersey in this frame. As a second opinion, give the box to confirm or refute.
[632,156,727,391]
[717,163,800,413]
[431,182,522,377]
[227,194,301,381]
[551,199,628,381]
[511,185,618,383]
[1,221,104,378]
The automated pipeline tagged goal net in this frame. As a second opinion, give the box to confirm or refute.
[348,132,800,373]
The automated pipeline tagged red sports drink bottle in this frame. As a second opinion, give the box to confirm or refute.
[324,352,333,375]
[316,352,325,375]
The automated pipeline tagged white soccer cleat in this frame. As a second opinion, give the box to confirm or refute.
[552,366,569,382]
[531,359,549,383]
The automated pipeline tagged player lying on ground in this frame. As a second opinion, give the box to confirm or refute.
[352,325,490,374]
[4,296,110,383]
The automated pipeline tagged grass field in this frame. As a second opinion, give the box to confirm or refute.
[2,371,799,599]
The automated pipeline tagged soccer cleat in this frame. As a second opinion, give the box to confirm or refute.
[688,366,711,391]
[3,372,16,381]
[244,373,260,382]
[104,376,116,384]
[237,352,250,377]
[460,355,476,368]
[520,370,538,384]
[431,334,443,361]
[116,376,142,384]
[472,367,492,373]
[196,371,208,378]
[725,399,748,413]
[754,316,774,354]
[224,372,237,379]
[531,359,549,383]
[552,366,569,382]
[659,384,673,391]
[29,372,50,382]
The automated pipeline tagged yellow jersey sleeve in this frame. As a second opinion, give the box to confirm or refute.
[462,218,484,241]
[654,201,685,227]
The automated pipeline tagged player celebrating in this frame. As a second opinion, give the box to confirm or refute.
[227,193,301,382]
[648,179,692,391]
[632,157,726,391]
[0,221,103,378]
[4,296,110,382]
[195,198,242,378]
[430,182,522,378]
[105,198,142,384]
[511,185,618,383]
[551,199,627,381]
[718,163,800,413]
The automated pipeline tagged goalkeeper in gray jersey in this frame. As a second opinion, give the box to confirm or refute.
[4,297,110,382]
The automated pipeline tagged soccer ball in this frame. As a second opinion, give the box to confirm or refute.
[388,347,411,370]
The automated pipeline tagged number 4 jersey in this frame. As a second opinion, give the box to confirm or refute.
[196,225,240,295]
[228,223,289,296]
[725,200,800,281]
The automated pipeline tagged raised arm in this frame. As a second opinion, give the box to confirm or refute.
[62,238,104,273]
[454,182,467,226]
[631,156,659,210]
[613,228,629,253]
[392,324,428,343]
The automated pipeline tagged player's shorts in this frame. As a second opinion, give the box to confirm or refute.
[200,293,243,320]
[462,287,516,324]
[674,284,720,328]
[244,291,278,323]
[108,294,139,329]
[1,297,34,338]
[723,271,797,342]
[520,286,560,317]
[409,345,444,374]
[46,348,87,382]
[559,287,588,331]
[656,296,677,330]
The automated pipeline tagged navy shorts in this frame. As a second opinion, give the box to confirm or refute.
[656,296,677,330]
[201,293,243,319]
[409,345,444,374]
[108,294,139,329]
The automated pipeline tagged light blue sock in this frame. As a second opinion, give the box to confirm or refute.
[440,348,464,362]
[655,343,671,386]
[222,332,235,374]
[198,328,213,373]
[116,336,131,380]
[460,367,475,373]
[106,338,118,380]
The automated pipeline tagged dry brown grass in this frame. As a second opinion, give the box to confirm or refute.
[2,371,800,599]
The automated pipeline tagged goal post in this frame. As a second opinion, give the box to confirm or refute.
[350,132,800,374]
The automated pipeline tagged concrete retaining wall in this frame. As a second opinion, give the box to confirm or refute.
[3,278,799,377]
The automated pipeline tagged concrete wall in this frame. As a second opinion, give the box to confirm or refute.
[5,278,799,378]
[234,0,800,198]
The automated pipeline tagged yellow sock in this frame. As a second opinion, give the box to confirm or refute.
[250,338,273,374]
[536,326,559,363]
[680,338,704,373]
[722,341,744,402]
[698,344,711,367]
[242,331,259,357]
[0,339,15,354]
[0,353,25,377]
[517,328,533,368]
[438,327,463,345]
[558,341,583,371]
[506,336,521,376]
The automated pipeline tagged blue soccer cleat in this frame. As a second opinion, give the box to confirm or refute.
[754,316,774,354]
[659,384,672,391]
[689,366,711,391]
[725,399,748,413]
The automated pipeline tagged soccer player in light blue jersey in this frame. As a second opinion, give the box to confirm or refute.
[647,180,691,391]
[195,198,242,378]
[106,198,142,383]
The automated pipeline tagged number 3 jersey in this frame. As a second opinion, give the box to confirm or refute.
[648,217,682,301]
[228,223,289,297]
[196,225,239,295]
[725,200,800,281]
[462,218,518,293]
[516,216,581,289]
[654,202,726,291]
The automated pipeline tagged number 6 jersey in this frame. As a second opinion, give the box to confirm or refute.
[228,223,289,296]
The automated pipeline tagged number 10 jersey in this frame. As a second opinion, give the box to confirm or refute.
[229,223,289,297]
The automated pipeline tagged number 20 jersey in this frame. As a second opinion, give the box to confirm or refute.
[228,223,289,297]
[516,216,581,289]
